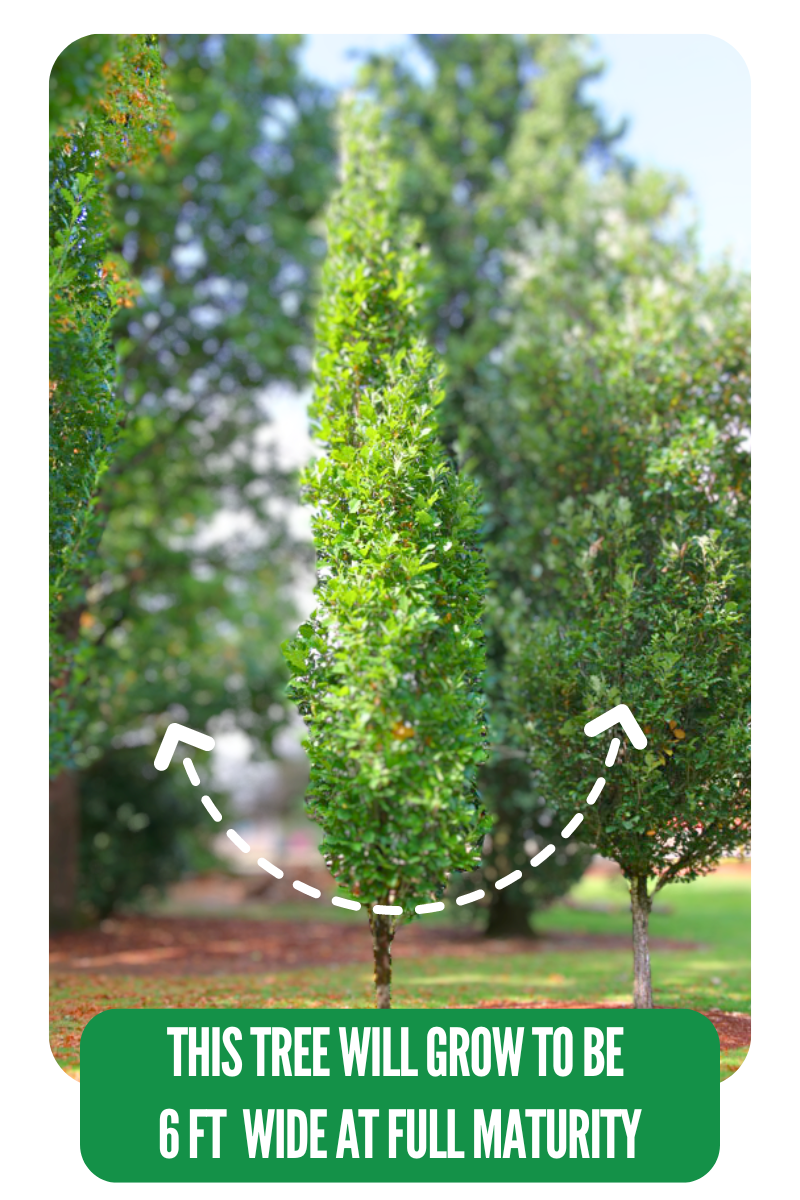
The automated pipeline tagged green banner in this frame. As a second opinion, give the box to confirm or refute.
[80,1009,719,1182]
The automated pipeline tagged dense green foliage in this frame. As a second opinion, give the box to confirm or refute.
[50,35,174,773]
[507,256,751,877]
[282,103,489,971]
[514,516,750,877]
[50,35,117,135]
[79,746,224,919]
[501,215,751,1001]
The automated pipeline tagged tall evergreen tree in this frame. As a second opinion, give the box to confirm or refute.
[283,101,488,1007]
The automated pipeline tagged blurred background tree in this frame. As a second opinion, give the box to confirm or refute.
[51,34,335,923]
[79,747,218,920]
[81,33,334,755]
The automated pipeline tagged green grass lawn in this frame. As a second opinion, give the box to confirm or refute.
[50,866,749,1079]
[529,867,750,1014]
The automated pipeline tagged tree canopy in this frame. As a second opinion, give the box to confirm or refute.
[77,34,335,764]
[50,34,336,919]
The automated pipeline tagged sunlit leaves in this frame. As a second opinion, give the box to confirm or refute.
[282,101,489,919]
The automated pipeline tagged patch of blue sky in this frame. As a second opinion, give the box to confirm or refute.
[300,33,750,271]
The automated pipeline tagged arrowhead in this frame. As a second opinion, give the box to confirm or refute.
[153,723,216,771]
[584,704,648,750]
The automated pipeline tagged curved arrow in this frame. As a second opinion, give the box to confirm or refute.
[584,704,647,750]
[149,705,646,917]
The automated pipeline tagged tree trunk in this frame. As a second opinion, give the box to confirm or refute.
[50,770,79,929]
[369,913,395,1009]
[485,891,535,938]
[630,873,653,1009]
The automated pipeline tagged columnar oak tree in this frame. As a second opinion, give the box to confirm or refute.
[283,102,489,1008]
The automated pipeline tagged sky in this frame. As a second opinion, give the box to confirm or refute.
[300,33,750,269]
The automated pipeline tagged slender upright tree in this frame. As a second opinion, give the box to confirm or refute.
[283,101,489,1008]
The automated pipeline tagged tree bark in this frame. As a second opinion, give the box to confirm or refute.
[50,770,79,929]
[485,891,535,938]
[630,873,653,1008]
[369,913,395,1009]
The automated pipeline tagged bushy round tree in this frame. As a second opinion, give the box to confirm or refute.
[282,100,489,1008]
[507,262,750,1008]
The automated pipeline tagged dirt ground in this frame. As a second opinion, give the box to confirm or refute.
[49,913,701,975]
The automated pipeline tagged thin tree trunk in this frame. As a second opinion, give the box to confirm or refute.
[369,912,395,1009]
[630,873,653,1009]
[50,770,78,929]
